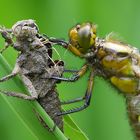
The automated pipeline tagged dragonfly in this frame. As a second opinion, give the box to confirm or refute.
[49,23,140,139]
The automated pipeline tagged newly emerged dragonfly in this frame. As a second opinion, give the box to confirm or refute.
[50,23,140,139]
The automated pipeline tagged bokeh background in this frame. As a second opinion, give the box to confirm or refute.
[0,0,140,140]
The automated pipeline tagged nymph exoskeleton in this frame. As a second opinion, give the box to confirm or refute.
[0,19,65,131]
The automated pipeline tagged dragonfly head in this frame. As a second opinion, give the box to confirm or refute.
[69,23,97,56]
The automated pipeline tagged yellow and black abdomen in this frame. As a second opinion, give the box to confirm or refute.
[98,41,140,94]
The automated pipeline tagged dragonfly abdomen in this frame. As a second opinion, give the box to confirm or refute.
[127,96,140,139]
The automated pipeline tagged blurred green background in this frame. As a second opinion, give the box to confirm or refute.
[0,0,140,140]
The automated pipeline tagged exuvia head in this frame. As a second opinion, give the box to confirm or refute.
[12,19,39,41]
[11,19,40,52]
[68,23,97,56]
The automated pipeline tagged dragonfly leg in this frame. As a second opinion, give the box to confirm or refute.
[50,64,88,82]
[57,69,94,115]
